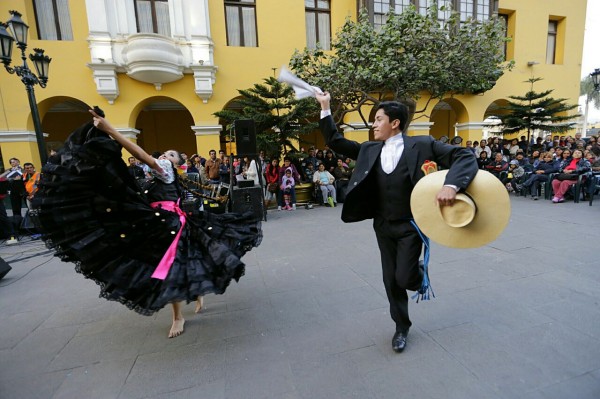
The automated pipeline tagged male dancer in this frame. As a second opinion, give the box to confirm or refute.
[315,92,478,352]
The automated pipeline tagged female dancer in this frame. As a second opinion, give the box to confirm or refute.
[33,108,261,337]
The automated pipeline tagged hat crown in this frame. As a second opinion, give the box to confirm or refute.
[438,194,476,228]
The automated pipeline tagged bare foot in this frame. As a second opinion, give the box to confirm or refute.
[195,296,204,313]
[168,318,185,338]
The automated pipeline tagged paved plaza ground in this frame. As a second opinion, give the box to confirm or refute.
[1,196,599,399]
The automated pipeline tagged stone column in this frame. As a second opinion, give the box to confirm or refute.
[192,125,222,157]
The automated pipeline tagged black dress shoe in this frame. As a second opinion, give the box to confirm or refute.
[392,331,407,353]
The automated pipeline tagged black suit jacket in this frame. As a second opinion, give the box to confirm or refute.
[319,115,478,223]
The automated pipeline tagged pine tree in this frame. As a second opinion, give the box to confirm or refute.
[494,77,579,142]
[213,77,319,158]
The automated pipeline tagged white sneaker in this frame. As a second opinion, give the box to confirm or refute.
[6,237,18,245]
[277,206,282,211]
[292,204,296,210]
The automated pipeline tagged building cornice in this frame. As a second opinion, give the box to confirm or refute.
[0,131,48,143]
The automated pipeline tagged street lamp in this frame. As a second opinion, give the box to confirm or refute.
[0,10,51,165]
[591,68,600,92]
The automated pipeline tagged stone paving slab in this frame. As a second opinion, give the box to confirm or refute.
[1,196,599,398]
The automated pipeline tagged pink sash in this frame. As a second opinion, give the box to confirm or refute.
[150,200,186,280]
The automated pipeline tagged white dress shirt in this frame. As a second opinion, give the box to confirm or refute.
[381,134,404,174]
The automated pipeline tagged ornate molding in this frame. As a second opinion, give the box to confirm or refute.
[117,128,141,140]
[408,122,434,132]
[0,131,47,142]
[192,125,222,136]
[87,62,120,104]
[455,122,486,131]
[192,64,218,103]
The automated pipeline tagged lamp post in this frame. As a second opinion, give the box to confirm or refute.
[591,69,600,92]
[0,10,51,165]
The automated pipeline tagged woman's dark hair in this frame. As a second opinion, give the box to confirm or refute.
[376,101,410,132]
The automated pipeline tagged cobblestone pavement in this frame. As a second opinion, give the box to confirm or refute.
[1,196,599,399]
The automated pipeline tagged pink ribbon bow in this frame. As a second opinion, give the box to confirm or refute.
[150,200,186,280]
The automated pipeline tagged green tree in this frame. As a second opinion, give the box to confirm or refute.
[289,5,512,126]
[492,77,579,142]
[580,75,600,135]
[214,77,319,158]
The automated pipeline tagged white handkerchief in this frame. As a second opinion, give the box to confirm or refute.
[277,66,322,100]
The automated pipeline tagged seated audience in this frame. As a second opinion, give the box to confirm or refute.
[333,158,352,203]
[484,152,508,179]
[313,163,337,207]
[551,149,591,203]
[477,151,491,170]
[521,152,559,199]
[502,160,525,192]
[277,157,302,210]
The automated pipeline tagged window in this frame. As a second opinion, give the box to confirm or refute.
[436,0,453,22]
[459,0,474,21]
[225,0,257,47]
[418,0,434,16]
[546,21,558,64]
[33,0,73,40]
[135,0,171,36]
[373,0,413,29]
[459,0,491,22]
[476,0,490,22]
[305,0,331,50]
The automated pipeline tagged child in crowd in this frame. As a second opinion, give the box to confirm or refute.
[503,160,525,192]
[280,168,296,211]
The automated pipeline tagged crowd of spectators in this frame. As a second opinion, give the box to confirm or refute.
[170,146,355,212]
[466,133,600,202]
[0,157,41,243]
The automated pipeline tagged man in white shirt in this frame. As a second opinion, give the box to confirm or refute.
[474,139,491,158]
[315,92,478,353]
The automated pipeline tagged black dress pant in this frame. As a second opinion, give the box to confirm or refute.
[373,217,423,333]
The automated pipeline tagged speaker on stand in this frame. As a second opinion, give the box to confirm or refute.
[232,119,267,221]
[234,119,257,158]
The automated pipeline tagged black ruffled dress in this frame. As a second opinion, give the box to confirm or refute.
[33,119,262,316]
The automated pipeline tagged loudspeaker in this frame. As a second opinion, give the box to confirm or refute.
[237,180,254,188]
[231,186,263,221]
[0,256,11,280]
[235,119,257,157]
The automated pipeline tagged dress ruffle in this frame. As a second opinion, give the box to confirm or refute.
[33,121,262,315]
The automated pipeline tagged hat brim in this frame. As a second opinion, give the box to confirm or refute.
[410,170,511,248]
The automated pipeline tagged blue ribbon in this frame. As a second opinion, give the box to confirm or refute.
[410,220,435,303]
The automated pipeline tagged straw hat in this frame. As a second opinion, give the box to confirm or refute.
[410,170,510,248]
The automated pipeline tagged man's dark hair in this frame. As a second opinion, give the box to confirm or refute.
[376,101,410,132]
[23,162,34,168]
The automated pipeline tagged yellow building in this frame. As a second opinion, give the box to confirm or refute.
[0,0,587,169]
